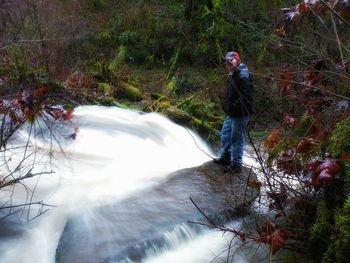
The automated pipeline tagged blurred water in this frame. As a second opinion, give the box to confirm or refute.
[0,106,263,263]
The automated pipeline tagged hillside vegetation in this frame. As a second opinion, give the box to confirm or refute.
[1,0,350,262]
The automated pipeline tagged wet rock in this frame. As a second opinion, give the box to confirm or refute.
[56,162,258,263]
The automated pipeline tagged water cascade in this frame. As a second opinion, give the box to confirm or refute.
[0,106,262,263]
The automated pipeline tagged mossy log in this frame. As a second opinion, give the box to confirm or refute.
[163,106,192,124]
[163,106,220,140]
[118,83,145,101]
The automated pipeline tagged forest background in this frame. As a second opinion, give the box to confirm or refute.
[1,0,350,262]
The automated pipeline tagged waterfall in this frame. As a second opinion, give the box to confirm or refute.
[0,106,262,263]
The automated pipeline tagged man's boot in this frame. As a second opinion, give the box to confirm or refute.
[213,151,230,166]
[225,162,242,174]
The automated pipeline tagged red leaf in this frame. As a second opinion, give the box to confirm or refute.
[257,223,287,255]
[269,229,286,255]
[317,158,341,175]
[308,158,340,189]
[299,2,309,13]
[63,108,74,121]
[247,180,262,190]
[265,129,280,150]
[279,71,294,94]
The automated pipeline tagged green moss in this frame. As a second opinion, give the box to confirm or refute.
[158,101,171,109]
[323,196,350,263]
[109,46,127,71]
[119,83,145,101]
[99,96,117,106]
[307,199,333,262]
[165,79,176,96]
[329,117,350,158]
[163,106,192,124]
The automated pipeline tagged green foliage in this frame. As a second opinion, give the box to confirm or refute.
[99,96,117,106]
[104,0,291,66]
[97,82,112,96]
[165,78,177,96]
[173,74,195,95]
[109,46,127,71]
[118,31,138,46]
[323,196,350,263]
[329,117,350,158]
[6,48,34,85]
[308,199,333,262]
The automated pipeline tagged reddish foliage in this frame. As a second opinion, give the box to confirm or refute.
[46,107,74,121]
[283,1,332,21]
[256,221,291,255]
[265,128,281,150]
[306,158,341,188]
[299,1,309,13]
[279,71,294,94]
[32,86,49,98]
[296,137,318,153]
[247,179,262,190]
[316,158,341,174]
[303,70,323,86]
[0,86,75,142]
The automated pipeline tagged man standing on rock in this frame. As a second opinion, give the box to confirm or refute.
[214,51,254,173]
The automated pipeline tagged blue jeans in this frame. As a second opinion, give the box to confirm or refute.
[219,116,250,166]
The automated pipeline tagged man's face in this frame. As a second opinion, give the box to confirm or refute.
[225,59,237,73]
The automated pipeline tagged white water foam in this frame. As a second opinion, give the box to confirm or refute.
[0,106,213,263]
[0,106,265,263]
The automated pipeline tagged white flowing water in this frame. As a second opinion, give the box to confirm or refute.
[0,106,261,263]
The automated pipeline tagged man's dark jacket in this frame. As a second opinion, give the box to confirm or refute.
[224,63,254,118]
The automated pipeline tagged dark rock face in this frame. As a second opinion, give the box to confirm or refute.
[56,162,258,263]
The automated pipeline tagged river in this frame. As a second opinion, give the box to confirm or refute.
[0,106,264,263]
